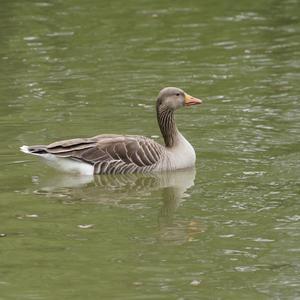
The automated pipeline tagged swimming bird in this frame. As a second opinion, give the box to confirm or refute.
[20,87,202,175]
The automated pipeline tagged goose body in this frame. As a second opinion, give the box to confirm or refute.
[20,87,202,175]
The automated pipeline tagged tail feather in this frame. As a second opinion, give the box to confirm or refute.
[20,145,30,154]
[20,145,48,155]
[19,145,94,175]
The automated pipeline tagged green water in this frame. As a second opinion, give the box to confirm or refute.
[0,0,299,299]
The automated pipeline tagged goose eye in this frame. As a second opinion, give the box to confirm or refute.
[176,93,180,96]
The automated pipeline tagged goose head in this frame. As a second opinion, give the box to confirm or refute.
[156,87,202,111]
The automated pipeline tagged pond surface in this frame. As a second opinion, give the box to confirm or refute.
[0,0,299,299]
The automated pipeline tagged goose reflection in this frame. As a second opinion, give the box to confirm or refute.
[33,168,204,243]
[34,168,196,206]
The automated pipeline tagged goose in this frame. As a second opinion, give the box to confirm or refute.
[20,87,202,175]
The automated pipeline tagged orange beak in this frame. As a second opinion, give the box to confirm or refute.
[184,93,202,106]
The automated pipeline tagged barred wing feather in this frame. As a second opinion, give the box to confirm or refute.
[28,135,165,174]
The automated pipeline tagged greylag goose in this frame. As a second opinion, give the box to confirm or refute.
[20,87,202,175]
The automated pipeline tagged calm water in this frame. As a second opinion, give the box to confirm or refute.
[0,0,299,299]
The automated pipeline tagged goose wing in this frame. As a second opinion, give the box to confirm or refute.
[28,135,165,174]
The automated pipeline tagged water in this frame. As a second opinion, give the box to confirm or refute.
[0,0,299,299]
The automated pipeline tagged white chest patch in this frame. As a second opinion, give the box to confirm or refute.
[167,134,196,170]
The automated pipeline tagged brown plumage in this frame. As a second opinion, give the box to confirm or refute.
[20,87,202,175]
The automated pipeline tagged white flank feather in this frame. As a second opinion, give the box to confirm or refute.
[20,145,94,175]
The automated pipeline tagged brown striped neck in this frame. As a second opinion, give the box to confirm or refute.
[156,105,179,148]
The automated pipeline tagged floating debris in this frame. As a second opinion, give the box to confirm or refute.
[16,214,39,219]
[26,214,39,218]
[78,224,94,229]
[190,279,201,286]
[0,233,7,237]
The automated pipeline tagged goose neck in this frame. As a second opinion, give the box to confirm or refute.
[156,106,179,148]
